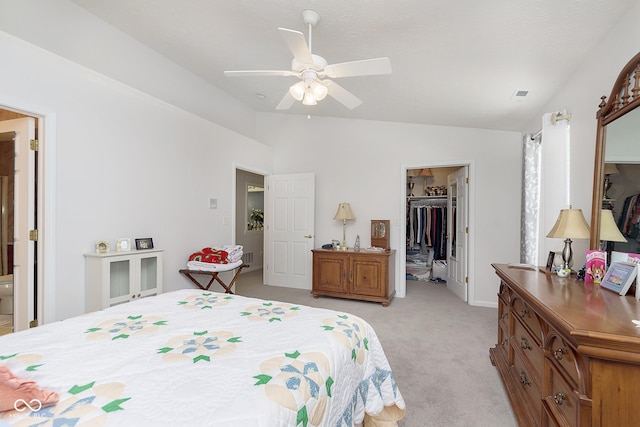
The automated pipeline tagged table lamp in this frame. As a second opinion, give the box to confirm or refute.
[546,208,591,276]
[333,202,355,250]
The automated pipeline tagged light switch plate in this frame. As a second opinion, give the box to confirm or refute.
[209,198,217,209]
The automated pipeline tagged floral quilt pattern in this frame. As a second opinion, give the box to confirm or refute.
[0,290,404,426]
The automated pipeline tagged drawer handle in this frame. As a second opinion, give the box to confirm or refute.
[500,313,508,321]
[501,338,508,346]
[553,392,566,405]
[519,369,530,387]
[518,309,528,318]
[520,336,531,351]
[553,347,566,361]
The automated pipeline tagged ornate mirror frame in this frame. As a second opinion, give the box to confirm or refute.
[590,51,640,249]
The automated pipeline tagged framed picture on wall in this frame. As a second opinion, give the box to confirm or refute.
[135,238,154,250]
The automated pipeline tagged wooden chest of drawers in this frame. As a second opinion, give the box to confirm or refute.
[490,263,640,427]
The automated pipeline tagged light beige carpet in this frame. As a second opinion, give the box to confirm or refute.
[234,270,517,427]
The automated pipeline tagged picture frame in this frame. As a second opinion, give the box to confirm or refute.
[600,261,638,296]
[116,238,132,252]
[95,240,109,254]
[545,251,555,271]
[135,238,154,250]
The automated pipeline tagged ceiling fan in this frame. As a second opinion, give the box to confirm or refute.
[224,9,392,110]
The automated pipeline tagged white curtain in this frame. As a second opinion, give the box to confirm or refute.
[521,134,541,264]
[521,112,571,265]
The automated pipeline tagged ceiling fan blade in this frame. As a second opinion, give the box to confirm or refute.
[324,80,362,110]
[276,91,296,110]
[324,57,392,79]
[278,28,313,66]
[224,70,298,77]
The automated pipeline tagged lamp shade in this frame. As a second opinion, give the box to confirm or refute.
[333,202,355,221]
[600,209,627,242]
[407,169,421,177]
[546,209,591,239]
[604,163,620,175]
[419,168,433,177]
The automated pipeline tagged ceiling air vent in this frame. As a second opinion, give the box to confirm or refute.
[510,90,529,102]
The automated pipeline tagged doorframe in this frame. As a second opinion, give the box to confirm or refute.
[399,161,475,304]
[0,99,57,324]
[232,162,269,270]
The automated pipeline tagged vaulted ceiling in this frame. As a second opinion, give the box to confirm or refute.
[71,0,636,131]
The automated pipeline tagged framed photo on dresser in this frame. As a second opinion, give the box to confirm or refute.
[600,261,638,296]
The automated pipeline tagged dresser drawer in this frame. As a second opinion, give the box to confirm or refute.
[513,316,543,380]
[496,321,509,362]
[547,332,579,389]
[543,364,579,426]
[511,350,542,423]
[512,296,543,344]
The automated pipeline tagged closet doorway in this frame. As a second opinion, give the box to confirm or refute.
[405,165,469,302]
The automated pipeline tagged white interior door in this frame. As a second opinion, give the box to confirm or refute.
[0,118,36,332]
[447,166,468,301]
[265,173,315,289]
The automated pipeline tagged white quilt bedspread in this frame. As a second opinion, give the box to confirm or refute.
[0,289,405,426]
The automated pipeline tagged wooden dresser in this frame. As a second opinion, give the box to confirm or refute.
[311,249,396,306]
[490,263,640,427]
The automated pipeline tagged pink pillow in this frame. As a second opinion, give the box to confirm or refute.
[0,365,59,413]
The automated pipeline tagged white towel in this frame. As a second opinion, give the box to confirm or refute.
[186,259,244,272]
[224,245,244,262]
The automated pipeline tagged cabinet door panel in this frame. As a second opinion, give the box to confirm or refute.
[350,256,385,297]
[109,259,131,299]
[140,257,158,292]
[314,255,347,292]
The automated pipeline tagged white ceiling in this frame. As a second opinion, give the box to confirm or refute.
[70,0,636,132]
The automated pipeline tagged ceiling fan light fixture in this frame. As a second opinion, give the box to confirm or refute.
[311,82,328,101]
[302,90,317,105]
[289,81,305,101]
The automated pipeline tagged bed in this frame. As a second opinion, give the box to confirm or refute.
[0,289,405,426]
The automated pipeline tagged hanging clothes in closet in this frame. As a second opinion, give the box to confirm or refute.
[407,197,447,260]
[618,193,640,239]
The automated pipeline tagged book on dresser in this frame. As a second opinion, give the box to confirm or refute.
[585,249,607,284]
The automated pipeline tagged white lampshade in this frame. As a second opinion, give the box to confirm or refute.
[600,209,627,242]
[546,209,591,239]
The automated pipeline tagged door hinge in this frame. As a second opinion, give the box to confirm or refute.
[465,226,469,233]
[30,139,39,151]
[29,319,38,328]
[465,276,468,283]
[466,177,469,184]
[29,229,38,241]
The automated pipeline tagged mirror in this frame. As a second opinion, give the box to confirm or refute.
[590,51,640,253]
[246,184,264,231]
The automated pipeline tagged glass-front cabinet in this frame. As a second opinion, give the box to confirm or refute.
[85,249,164,311]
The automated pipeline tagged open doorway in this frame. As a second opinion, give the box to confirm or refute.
[0,108,42,334]
[404,164,469,302]
[235,169,264,273]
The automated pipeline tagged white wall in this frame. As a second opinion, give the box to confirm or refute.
[523,1,640,269]
[0,0,258,141]
[0,31,273,321]
[256,113,522,306]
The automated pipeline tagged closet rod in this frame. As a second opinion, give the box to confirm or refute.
[530,111,572,141]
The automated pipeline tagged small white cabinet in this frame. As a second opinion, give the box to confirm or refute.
[85,249,164,311]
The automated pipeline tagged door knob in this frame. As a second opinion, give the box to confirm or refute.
[304,234,313,238]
